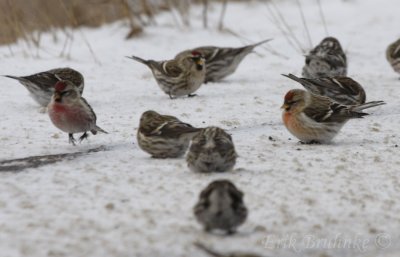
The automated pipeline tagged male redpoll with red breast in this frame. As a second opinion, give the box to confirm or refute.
[302,37,347,79]
[137,110,202,158]
[127,52,205,99]
[386,38,400,76]
[281,89,385,144]
[4,68,84,107]
[282,73,385,106]
[194,180,248,234]
[48,80,107,145]
[186,127,237,173]
[175,39,271,83]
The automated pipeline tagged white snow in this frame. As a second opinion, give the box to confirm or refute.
[0,0,399,256]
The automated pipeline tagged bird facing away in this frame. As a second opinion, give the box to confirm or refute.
[281,89,385,144]
[282,73,385,106]
[302,37,347,79]
[137,110,202,158]
[193,242,264,257]
[187,126,237,173]
[175,39,271,83]
[47,80,107,145]
[4,67,84,107]
[386,38,400,76]
[127,51,205,99]
[194,180,248,234]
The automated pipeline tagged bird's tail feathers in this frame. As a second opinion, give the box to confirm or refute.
[93,126,108,134]
[251,38,273,48]
[126,55,150,66]
[353,101,386,111]
[282,73,303,83]
[3,75,24,81]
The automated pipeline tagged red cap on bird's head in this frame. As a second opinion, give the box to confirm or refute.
[191,50,202,57]
[54,81,67,92]
[284,90,295,102]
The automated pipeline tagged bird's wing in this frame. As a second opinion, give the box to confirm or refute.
[150,120,200,138]
[159,60,183,78]
[22,71,60,89]
[303,94,366,123]
[304,76,365,105]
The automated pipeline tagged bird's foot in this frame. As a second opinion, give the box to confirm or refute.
[188,94,197,98]
[79,132,89,143]
[69,134,76,146]
[168,93,176,100]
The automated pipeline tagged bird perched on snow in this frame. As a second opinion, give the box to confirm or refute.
[194,180,247,234]
[4,68,84,107]
[282,73,385,106]
[187,127,237,173]
[302,37,347,79]
[137,110,202,158]
[193,242,263,257]
[281,89,385,144]
[175,39,271,83]
[48,80,107,145]
[386,38,400,76]
[127,51,205,99]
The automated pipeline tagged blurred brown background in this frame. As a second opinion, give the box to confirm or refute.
[0,0,249,46]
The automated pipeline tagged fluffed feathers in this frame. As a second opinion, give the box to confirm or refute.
[281,89,385,143]
[47,80,106,145]
[137,110,201,158]
[187,126,237,173]
[194,180,248,234]
[302,37,347,79]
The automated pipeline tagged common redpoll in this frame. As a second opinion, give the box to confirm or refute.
[48,80,107,145]
[302,37,347,79]
[127,52,205,99]
[4,68,84,107]
[186,127,237,173]
[193,242,263,257]
[137,110,202,158]
[386,38,400,76]
[175,39,271,83]
[282,73,386,106]
[194,180,248,234]
[281,89,385,144]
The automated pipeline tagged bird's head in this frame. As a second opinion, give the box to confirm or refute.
[281,89,307,112]
[53,80,79,103]
[319,36,343,51]
[190,51,205,70]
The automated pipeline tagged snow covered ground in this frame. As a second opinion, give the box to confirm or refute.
[0,0,399,256]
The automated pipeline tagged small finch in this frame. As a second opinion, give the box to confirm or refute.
[186,126,237,173]
[175,39,271,83]
[281,89,385,144]
[48,80,107,145]
[194,180,248,234]
[137,110,202,158]
[386,38,400,76]
[302,37,347,79]
[4,67,84,107]
[282,73,385,106]
[127,51,205,99]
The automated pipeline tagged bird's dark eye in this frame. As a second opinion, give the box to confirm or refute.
[286,100,298,105]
